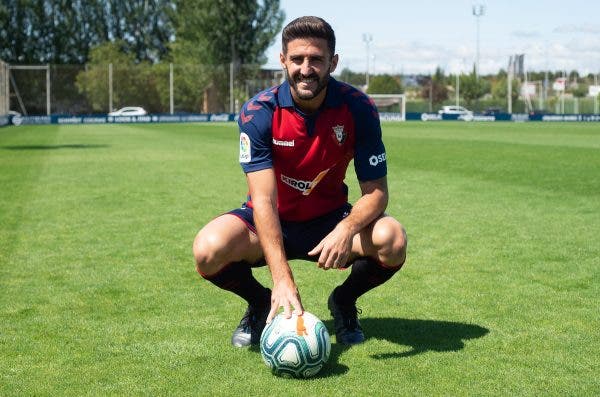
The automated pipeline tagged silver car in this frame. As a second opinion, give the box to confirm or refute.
[108,107,147,116]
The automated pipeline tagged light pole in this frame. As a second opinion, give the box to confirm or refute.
[456,72,460,106]
[472,3,485,79]
[362,33,373,88]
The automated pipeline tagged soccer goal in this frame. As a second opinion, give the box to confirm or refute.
[369,94,406,121]
[8,64,51,116]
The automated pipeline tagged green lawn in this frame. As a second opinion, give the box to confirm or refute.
[0,121,598,395]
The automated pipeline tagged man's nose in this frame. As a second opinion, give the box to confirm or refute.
[300,59,313,76]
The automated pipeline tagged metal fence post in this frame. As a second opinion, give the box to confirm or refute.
[170,63,174,114]
[109,63,113,112]
[46,64,50,115]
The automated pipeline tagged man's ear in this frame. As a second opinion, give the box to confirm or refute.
[329,54,339,73]
[280,52,286,69]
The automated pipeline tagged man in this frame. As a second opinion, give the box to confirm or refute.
[193,16,407,347]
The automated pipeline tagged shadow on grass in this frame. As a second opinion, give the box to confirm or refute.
[1,144,110,150]
[317,317,490,377]
[249,317,488,379]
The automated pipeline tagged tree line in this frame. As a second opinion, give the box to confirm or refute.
[2,2,596,114]
[1,0,284,113]
[340,66,598,113]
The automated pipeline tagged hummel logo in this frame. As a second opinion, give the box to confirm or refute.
[258,93,272,101]
[247,101,261,111]
[273,138,294,147]
[240,110,253,124]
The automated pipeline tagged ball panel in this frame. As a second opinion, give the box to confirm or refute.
[259,311,331,378]
[277,338,302,367]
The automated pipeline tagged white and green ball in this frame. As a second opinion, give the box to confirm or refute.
[260,311,331,378]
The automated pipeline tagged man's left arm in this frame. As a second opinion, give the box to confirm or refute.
[308,176,388,269]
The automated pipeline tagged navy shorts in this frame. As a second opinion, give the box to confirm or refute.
[228,203,352,262]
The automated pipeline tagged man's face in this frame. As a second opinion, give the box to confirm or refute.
[280,38,338,104]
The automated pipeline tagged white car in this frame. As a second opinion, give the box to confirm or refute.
[438,105,472,116]
[438,105,473,121]
[108,106,147,116]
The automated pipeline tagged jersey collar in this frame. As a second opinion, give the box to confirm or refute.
[279,77,343,109]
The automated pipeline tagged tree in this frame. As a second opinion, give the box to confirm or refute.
[0,0,175,64]
[173,0,284,111]
[174,0,284,66]
[571,84,588,99]
[460,65,489,107]
[76,41,165,113]
[164,40,212,112]
[366,74,403,94]
[104,0,176,63]
[338,68,365,87]
[419,67,448,109]
[491,76,519,104]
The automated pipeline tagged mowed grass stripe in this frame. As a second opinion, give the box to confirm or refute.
[384,122,600,197]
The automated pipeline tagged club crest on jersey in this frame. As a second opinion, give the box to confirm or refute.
[332,125,347,145]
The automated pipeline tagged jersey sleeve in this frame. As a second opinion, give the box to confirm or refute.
[352,98,387,181]
[237,98,274,173]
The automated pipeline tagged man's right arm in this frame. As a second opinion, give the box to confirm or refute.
[246,168,304,322]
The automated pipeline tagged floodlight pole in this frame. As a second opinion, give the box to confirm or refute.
[594,74,600,114]
[561,70,565,114]
[169,63,174,115]
[46,64,50,115]
[229,62,234,114]
[472,4,485,79]
[362,33,373,88]
[508,70,512,113]
[108,63,113,113]
[456,71,460,106]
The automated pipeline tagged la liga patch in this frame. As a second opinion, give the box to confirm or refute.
[239,132,251,163]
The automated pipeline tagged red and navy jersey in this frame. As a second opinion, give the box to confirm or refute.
[237,77,387,222]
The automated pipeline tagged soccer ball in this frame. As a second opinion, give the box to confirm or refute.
[260,311,331,378]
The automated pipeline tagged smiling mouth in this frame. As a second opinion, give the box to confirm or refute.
[296,76,318,86]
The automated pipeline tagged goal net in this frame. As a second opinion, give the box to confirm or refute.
[369,94,406,121]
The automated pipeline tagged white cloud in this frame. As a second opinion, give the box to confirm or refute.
[266,24,600,75]
[553,24,600,34]
[511,30,541,38]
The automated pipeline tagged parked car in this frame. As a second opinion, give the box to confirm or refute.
[438,105,472,116]
[483,107,504,116]
[108,106,147,116]
[438,105,473,121]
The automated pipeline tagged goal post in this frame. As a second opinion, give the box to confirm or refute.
[369,94,406,121]
[0,60,8,115]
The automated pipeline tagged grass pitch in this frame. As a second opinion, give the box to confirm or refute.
[0,121,598,395]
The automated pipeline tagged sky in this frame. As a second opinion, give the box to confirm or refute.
[264,0,600,76]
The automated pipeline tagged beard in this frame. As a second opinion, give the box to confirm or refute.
[285,68,330,101]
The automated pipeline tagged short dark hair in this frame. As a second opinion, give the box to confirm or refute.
[282,16,336,56]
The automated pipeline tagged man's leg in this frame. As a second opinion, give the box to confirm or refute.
[329,215,407,344]
[332,257,403,305]
[193,212,270,347]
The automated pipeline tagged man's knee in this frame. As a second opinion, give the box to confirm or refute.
[373,218,407,267]
[193,232,227,276]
